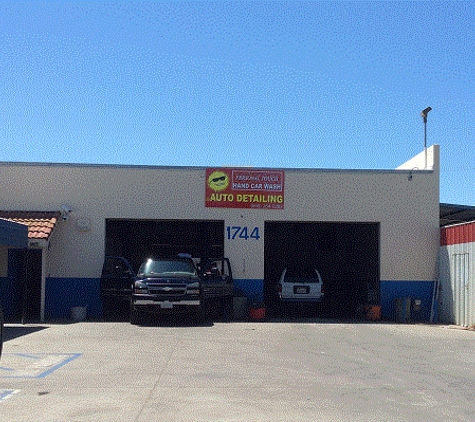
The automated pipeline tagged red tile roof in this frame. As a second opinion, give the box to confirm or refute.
[0,211,61,240]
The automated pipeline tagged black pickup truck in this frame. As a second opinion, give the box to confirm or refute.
[100,256,135,320]
[100,255,234,324]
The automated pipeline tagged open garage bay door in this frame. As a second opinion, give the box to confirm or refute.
[105,219,224,271]
[264,221,380,318]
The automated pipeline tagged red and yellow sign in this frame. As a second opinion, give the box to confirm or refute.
[205,168,285,209]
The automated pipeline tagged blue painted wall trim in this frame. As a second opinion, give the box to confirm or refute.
[45,277,265,320]
[233,279,264,305]
[46,277,102,320]
[380,280,435,322]
[43,277,435,322]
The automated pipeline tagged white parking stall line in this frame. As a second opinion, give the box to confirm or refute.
[0,389,20,402]
[0,353,81,378]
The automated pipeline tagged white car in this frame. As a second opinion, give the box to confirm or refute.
[277,268,324,304]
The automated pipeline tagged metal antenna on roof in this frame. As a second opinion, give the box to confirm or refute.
[421,107,432,169]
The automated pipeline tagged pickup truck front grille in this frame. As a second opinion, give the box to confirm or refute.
[147,284,187,296]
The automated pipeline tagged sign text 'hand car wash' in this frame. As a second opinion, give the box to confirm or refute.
[205,168,285,209]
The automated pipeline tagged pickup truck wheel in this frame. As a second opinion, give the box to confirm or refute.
[222,296,233,321]
[130,304,141,325]
[195,304,206,324]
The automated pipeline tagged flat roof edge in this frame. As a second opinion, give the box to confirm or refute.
[0,161,434,175]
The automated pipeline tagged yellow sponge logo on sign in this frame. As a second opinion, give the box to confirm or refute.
[208,171,229,192]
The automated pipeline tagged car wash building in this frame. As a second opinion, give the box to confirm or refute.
[439,219,475,327]
[0,145,440,322]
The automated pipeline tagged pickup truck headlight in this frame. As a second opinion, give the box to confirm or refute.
[187,289,200,295]
[186,281,200,295]
[133,281,148,294]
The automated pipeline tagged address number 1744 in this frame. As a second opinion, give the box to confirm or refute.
[226,226,260,240]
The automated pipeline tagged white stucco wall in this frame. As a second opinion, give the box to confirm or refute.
[0,145,440,283]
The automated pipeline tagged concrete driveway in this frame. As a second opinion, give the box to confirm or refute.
[1,318,475,421]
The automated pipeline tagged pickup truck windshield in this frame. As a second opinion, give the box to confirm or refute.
[138,259,196,276]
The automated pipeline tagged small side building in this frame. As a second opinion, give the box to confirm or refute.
[439,220,475,327]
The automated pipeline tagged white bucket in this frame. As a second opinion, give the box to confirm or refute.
[71,306,87,322]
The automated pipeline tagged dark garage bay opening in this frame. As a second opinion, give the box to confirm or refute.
[264,221,380,319]
[105,219,225,271]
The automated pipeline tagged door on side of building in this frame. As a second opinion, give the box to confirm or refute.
[7,249,42,322]
[451,253,472,327]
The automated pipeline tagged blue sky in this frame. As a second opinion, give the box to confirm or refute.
[1,1,474,205]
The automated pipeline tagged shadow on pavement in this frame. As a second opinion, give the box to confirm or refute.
[134,314,215,327]
[3,325,49,342]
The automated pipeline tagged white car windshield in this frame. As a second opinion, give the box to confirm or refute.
[284,268,322,283]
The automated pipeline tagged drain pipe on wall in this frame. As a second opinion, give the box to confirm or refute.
[430,278,439,323]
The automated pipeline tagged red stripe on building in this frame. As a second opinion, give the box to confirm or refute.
[441,221,475,246]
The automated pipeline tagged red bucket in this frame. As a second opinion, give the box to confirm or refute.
[249,307,266,321]
[365,305,381,321]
